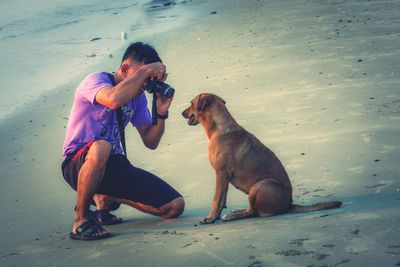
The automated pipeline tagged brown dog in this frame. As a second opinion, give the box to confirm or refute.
[182,93,342,224]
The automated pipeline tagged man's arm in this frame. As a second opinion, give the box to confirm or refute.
[136,94,173,150]
[95,62,166,109]
[136,120,165,150]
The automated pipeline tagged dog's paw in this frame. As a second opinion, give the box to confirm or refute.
[221,213,236,222]
[221,214,229,221]
[200,217,216,224]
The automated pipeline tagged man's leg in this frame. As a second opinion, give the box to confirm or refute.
[95,155,185,220]
[90,194,123,225]
[114,196,185,219]
[73,140,111,235]
[92,194,116,210]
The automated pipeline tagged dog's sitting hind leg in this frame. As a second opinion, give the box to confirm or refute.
[221,187,259,222]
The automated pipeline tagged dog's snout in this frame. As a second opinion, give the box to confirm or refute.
[182,109,188,118]
[182,105,194,118]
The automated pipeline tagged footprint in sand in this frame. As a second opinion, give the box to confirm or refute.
[360,132,375,143]
[348,166,364,174]
[365,180,394,193]
[16,245,55,255]
[86,251,102,260]
[381,145,396,154]
[348,102,363,108]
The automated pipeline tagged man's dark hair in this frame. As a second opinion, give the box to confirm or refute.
[121,42,162,65]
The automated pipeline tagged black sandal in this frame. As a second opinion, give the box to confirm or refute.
[73,204,123,225]
[95,209,123,225]
[108,202,121,211]
[69,219,111,241]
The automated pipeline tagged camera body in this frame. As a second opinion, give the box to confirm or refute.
[146,79,175,98]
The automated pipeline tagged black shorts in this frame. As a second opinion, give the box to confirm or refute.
[61,144,182,208]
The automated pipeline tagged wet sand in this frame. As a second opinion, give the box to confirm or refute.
[0,0,399,266]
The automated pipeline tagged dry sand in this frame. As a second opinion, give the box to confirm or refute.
[1,0,399,266]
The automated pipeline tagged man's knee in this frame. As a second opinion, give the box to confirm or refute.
[162,197,185,219]
[86,140,112,166]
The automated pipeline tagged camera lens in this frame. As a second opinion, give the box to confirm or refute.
[162,84,175,98]
[145,80,175,98]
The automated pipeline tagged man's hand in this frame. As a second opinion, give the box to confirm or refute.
[136,92,172,150]
[156,93,173,115]
[145,62,172,115]
[143,62,167,82]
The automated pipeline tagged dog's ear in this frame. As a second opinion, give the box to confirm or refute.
[197,94,211,112]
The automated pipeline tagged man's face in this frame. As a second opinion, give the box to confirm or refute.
[121,59,148,90]
[123,59,144,78]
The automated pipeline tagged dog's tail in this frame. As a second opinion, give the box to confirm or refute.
[288,201,342,213]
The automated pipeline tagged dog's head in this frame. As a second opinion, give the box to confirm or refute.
[182,93,226,126]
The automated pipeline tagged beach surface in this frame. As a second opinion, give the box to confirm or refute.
[1,0,399,266]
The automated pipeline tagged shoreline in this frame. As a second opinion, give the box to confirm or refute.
[0,0,199,122]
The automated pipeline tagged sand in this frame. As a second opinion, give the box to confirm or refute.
[1,0,399,266]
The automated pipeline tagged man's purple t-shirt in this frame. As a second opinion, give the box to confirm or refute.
[62,72,152,158]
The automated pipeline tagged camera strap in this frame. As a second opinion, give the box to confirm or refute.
[107,72,127,157]
[152,93,158,126]
[116,108,127,157]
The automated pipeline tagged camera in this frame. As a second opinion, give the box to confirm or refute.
[146,79,175,98]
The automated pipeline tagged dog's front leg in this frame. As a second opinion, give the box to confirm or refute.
[201,171,230,224]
